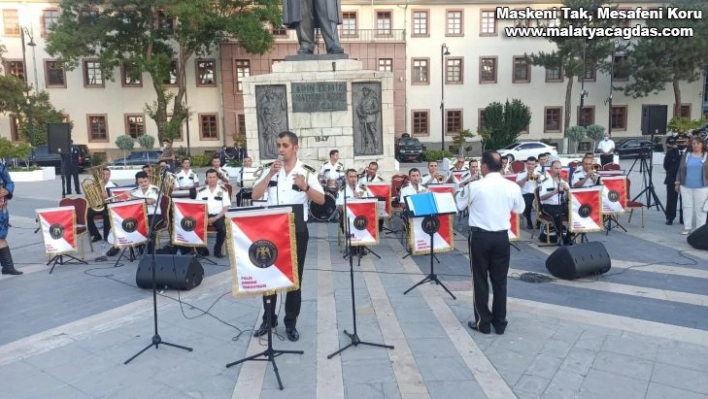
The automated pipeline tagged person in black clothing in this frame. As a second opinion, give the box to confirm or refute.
[61,141,81,195]
[664,136,687,225]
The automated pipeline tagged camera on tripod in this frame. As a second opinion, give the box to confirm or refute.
[638,141,653,159]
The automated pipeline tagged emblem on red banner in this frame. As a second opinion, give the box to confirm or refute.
[600,176,626,214]
[345,199,379,246]
[226,208,299,296]
[108,200,149,247]
[408,214,454,255]
[172,199,208,247]
[568,187,603,233]
[37,206,77,256]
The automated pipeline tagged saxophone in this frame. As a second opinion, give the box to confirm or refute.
[81,165,107,212]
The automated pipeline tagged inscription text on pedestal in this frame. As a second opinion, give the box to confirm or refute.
[291,82,347,113]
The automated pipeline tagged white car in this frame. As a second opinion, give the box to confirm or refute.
[498,141,558,162]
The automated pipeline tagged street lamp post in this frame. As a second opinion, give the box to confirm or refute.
[579,43,589,128]
[440,43,450,152]
[20,27,36,156]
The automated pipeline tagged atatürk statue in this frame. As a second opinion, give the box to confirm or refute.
[283,0,344,54]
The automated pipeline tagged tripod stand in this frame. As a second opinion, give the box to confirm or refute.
[226,298,303,390]
[47,253,87,274]
[631,131,664,213]
[403,215,456,300]
[328,192,394,359]
[124,170,192,365]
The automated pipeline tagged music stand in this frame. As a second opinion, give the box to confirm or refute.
[47,254,87,274]
[403,193,457,300]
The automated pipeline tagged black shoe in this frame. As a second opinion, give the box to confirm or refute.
[666,219,674,225]
[286,327,300,342]
[91,236,102,242]
[467,321,491,334]
[492,321,507,335]
[253,321,277,337]
[0,247,22,275]
[1,268,23,275]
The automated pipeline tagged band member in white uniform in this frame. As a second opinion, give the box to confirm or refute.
[130,171,161,253]
[210,156,230,185]
[572,156,601,188]
[252,131,325,342]
[319,149,344,183]
[336,169,363,206]
[459,159,480,188]
[539,160,573,245]
[235,157,254,207]
[516,157,540,229]
[88,168,117,242]
[399,168,428,199]
[174,158,200,198]
[421,160,447,186]
[357,161,385,186]
[197,169,232,258]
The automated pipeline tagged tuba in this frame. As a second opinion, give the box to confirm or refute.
[81,165,108,212]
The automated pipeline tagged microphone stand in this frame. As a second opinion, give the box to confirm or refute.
[328,184,394,359]
[124,167,193,365]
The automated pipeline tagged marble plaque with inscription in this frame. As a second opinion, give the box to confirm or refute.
[255,85,288,160]
[352,82,383,156]
[291,82,347,113]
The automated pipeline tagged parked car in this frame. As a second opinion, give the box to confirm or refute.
[108,151,164,166]
[613,139,664,158]
[497,141,558,161]
[395,135,423,162]
[24,145,92,173]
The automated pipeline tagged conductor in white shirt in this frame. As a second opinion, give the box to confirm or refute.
[251,131,325,342]
[456,151,525,335]
[597,133,615,166]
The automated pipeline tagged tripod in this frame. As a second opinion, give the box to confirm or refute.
[113,246,138,268]
[47,253,86,274]
[226,298,303,390]
[631,131,664,212]
[124,170,193,365]
[404,215,456,300]
[328,191,394,359]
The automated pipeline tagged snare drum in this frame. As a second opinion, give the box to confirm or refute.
[309,192,337,222]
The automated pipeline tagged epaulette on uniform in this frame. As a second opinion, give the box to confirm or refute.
[302,163,317,174]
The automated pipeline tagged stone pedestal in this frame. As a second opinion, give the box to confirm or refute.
[242,58,398,178]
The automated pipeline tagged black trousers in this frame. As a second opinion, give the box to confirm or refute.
[62,165,81,195]
[87,208,110,239]
[541,204,572,243]
[522,193,535,227]
[209,214,226,255]
[236,190,252,207]
[262,226,309,328]
[468,229,510,330]
[665,184,683,223]
[600,154,613,166]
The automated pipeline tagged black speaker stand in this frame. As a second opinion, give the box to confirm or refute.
[631,131,664,213]
[124,170,192,365]
[226,298,303,390]
[191,247,217,265]
[603,214,627,235]
[114,246,138,268]
[47,254,87,274]
[404,219,456,300]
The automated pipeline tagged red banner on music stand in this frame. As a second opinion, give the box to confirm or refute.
[568,187,603,233]
[345,199,379,246]
[504,174,518,182]
[107,200,149,247]
[449,171,466,183]
[427,184,455,195]
[600,176,626,214]
[37,206,77,256]
[172,199,208,247]
[560,168,570,182]
[107,185,137,202]
[409,214,454,255]
[365,183,391,217]
[226,208,298,296]
[508,212,520,241]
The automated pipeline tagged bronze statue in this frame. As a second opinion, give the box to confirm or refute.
[283,0,344,54]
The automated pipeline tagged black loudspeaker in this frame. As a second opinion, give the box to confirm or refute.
[687,224,708,250]
[545,242,611,280]
[136,255,205,290]
[641,105,668,136]
[47,123,72,154]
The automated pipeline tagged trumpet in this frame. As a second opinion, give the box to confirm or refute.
[592,164,602,171]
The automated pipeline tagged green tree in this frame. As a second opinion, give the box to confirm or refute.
[138,134,156,150]
[620,1,708,116]
[668,117,703,135]
[450,129,475,156]
[585,124,605,151]
[46,0,281,142]
[115,135,135,164]
[566,125,586,153]
[527,0,615,135]
[480,99,532,153]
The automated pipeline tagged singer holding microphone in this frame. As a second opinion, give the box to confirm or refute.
[252,131,325,342]
[539,161,573,245]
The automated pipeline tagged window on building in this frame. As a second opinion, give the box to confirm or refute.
[446,10,463,35]
[412,58,429,84]
[544,107,562,132]
[125,114,145,138]
[122,62,142,87]
[237,114,246,135]
[87,115,108,141]
[342,12,357,36]
[612,54,629,81]
[378,58,392,72]
[83,60,104,87]
[582,58,596,81]
[545,67,563,82]
[235,60,250,93]
[578,106,595,126]
[196,59,216,86]
[45,61,66,87]
[200,114,219,139]
[512,56,530,83]
[5,60,25,81]
[412,110,429,136]
[42,9,59,35]
[675,104,691,119]
[376,11,392,36]
[480,10,496,35]
[446,110,463,134]
[480,57,497,83]
[10,115,20,142]
[611,106,627,130]
[163,60,178,85]
[412,10,428,36]
[3,9,19,36]
[478,109,487,131]
[446,58,463,84]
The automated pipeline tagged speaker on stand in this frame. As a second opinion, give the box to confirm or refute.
[136,254,205,290]
[687,224,708,251]
[47,123,72,154]
[546,242,612,280]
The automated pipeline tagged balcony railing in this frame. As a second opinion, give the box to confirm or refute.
[272,29,405,43]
